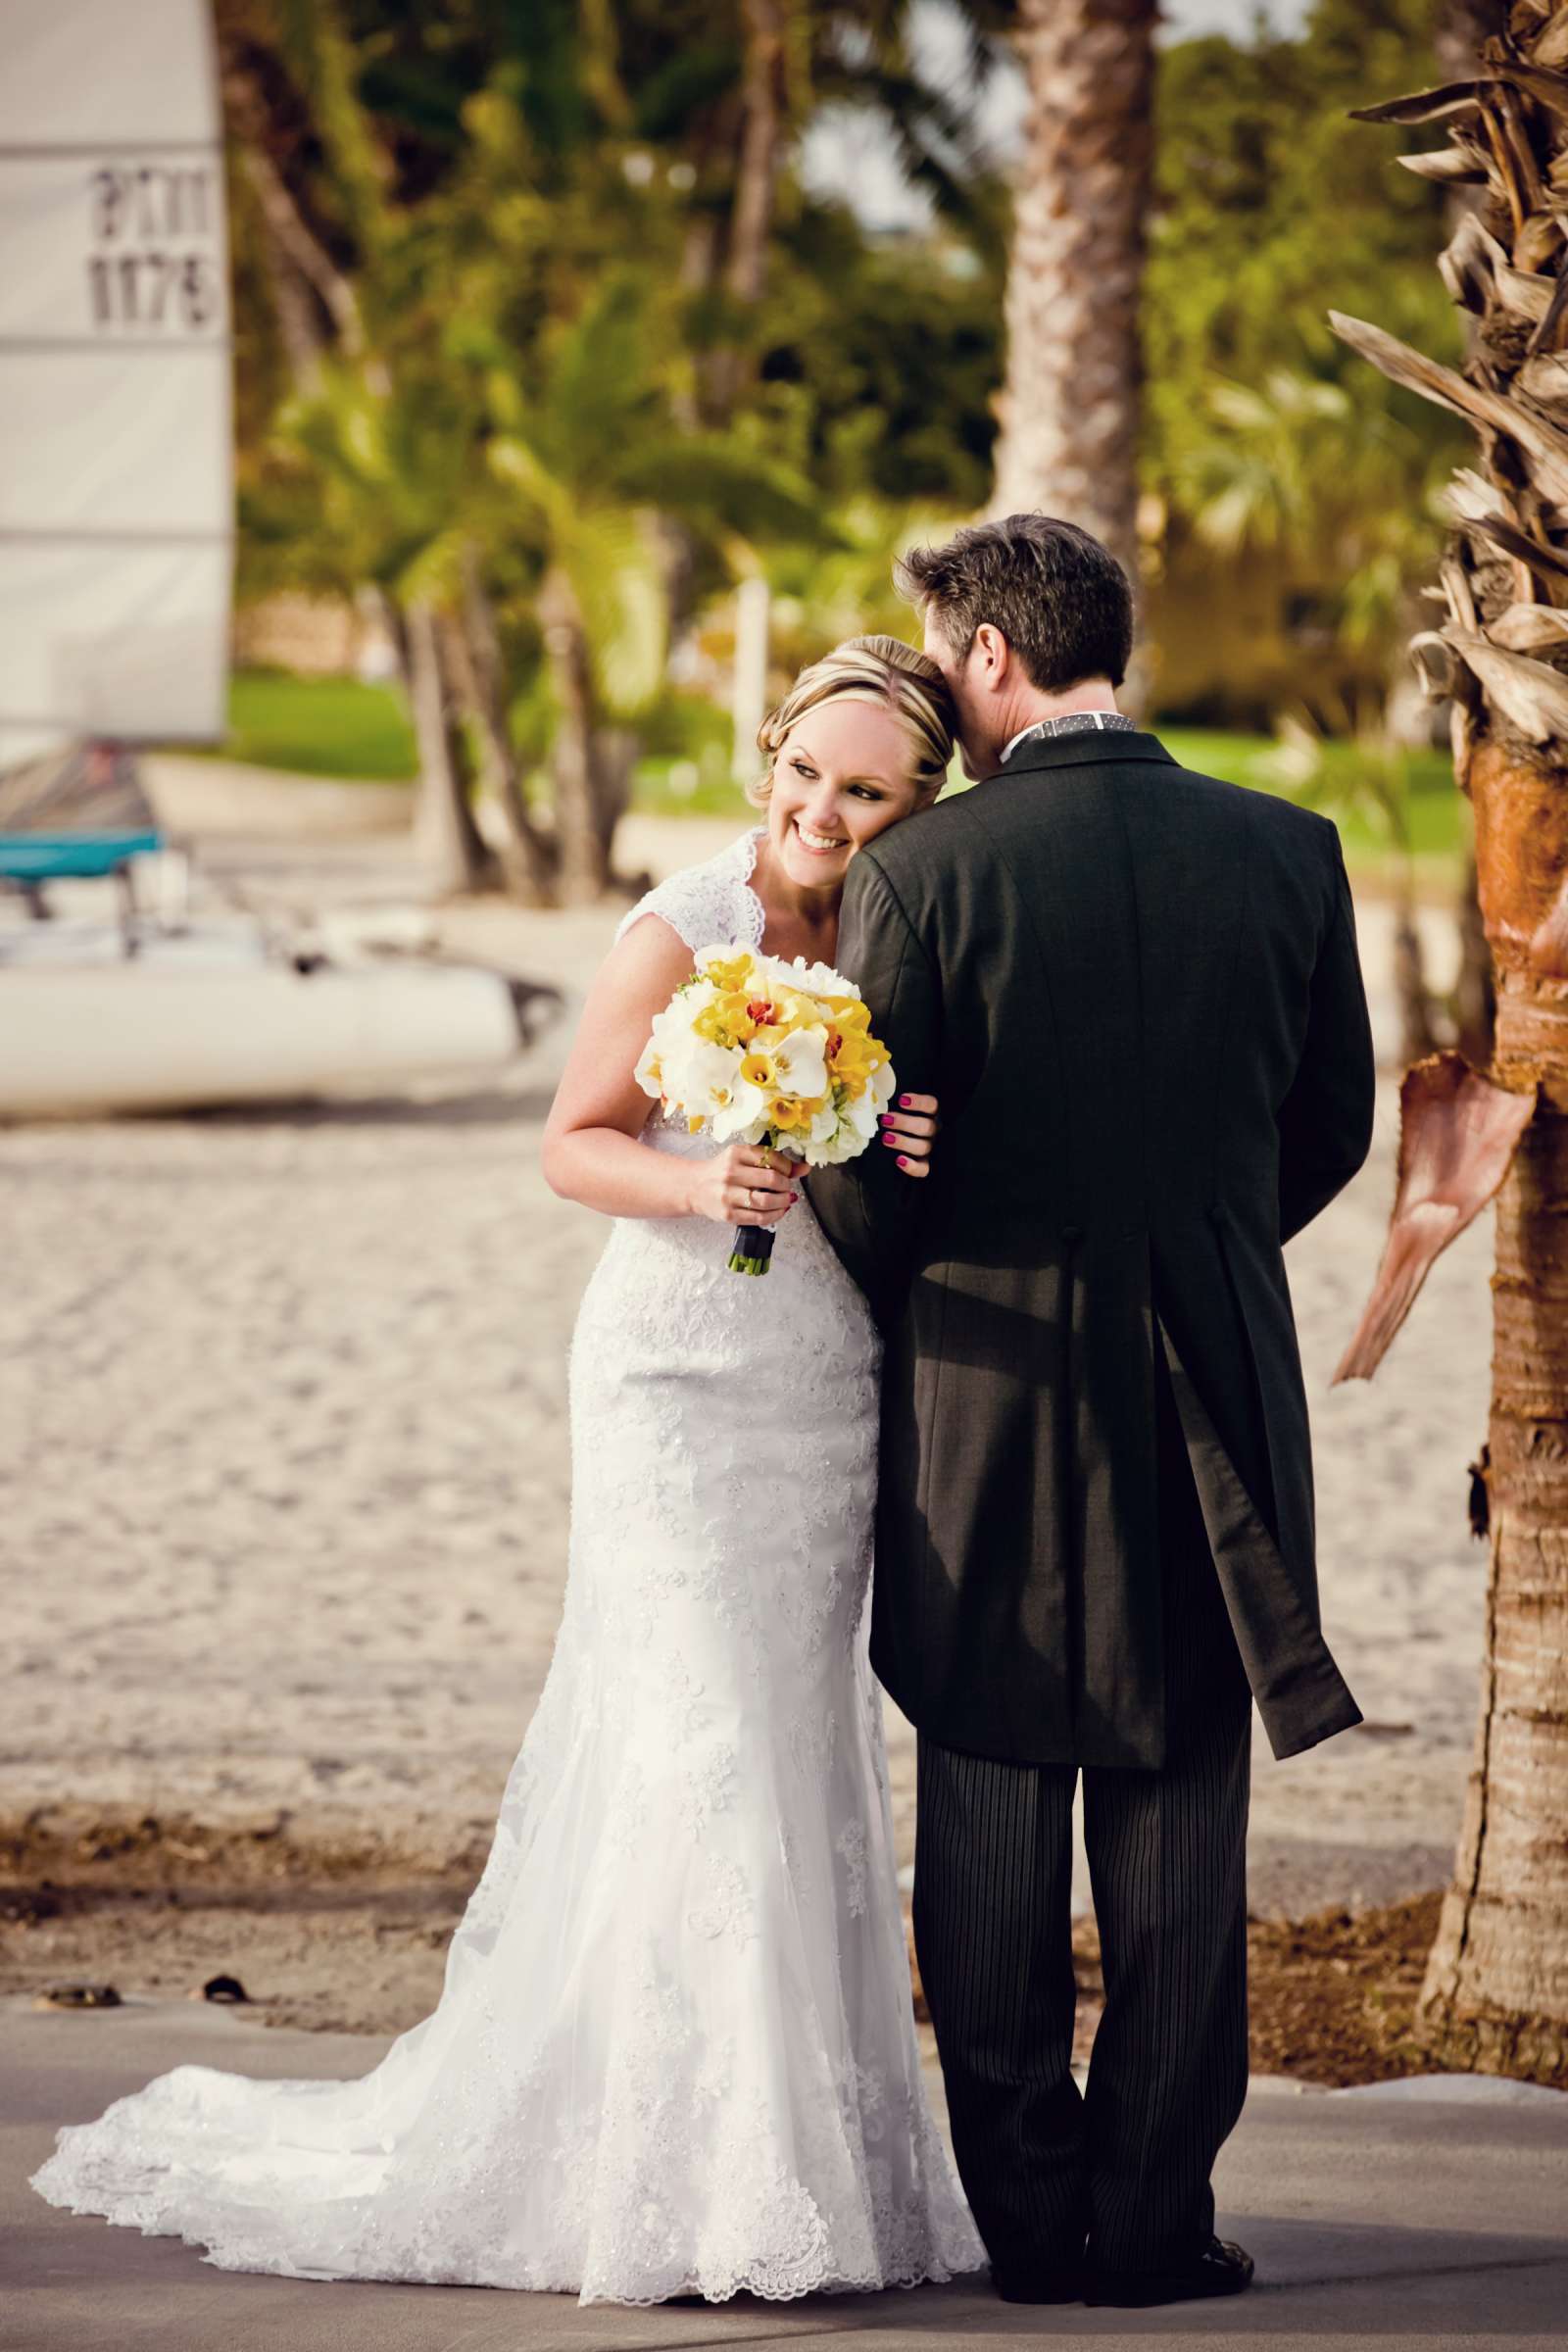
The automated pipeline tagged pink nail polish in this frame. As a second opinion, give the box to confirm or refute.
[898,1154,911,1169]
[900,1094,912,1107]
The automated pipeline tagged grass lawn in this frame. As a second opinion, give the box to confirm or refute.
[643,723,1466,881]
[181,668,419,782]
[192,671,1467,883]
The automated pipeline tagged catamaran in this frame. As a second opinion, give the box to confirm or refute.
[0,0,558,1117]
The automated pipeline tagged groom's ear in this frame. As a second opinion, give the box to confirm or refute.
[971,622,1010,692]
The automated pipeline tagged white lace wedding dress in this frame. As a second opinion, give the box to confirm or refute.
[31,827,986,2305]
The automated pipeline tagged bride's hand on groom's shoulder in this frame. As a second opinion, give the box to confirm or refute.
[880,1093,939,1180]
[688,1144,801,1229]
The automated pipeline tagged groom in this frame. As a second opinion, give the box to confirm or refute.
[809,514,1375,2308]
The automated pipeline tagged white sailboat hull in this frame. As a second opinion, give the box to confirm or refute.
[2,957,528,1116]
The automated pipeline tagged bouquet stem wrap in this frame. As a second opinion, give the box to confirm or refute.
[634,942,897,1281]
[728,1222,776,1277]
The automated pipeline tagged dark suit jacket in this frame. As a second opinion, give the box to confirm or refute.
[808,728,1375,1769]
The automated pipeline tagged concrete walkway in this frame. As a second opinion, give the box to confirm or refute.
[4,1999,1565,2351]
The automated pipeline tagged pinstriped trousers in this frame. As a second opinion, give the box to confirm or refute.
[911,1347,1253,2278]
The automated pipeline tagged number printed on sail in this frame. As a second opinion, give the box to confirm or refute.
[0,151,226,342]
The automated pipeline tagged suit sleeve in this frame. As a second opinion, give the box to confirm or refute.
[1277,834,1376,1246]
[808,849,942,1318]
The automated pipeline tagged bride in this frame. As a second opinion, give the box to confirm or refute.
[31,634,987,2304]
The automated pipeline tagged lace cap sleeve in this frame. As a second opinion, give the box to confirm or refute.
[612,829,765,955]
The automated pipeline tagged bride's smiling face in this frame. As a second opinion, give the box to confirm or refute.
[766,700,923,890]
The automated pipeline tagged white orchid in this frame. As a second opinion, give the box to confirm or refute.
[679,1038,748,1116]
[773,1027,829,1101]
[710,1091,771,1145]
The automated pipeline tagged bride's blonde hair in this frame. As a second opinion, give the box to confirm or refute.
[748,634,956,808]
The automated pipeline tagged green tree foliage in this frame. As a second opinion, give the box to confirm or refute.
[1147,0,1465,641]
[224,0,1466,868]
[757,206,1004,511]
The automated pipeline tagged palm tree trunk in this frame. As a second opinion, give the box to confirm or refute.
[1420,942,1568,2080]
[726,0,786,312]
[449,551,558,904]
[401,599,494,897]
[1394,899,1441,1065]
[990,0,1156,707]
[698,0,787,423]
[1334,2,1568,2082]
[1454,849,1497,1064]
[593,729,637,881]
[221,49,368,365]
[539,567,609,904]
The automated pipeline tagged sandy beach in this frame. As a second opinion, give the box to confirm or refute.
[0,781,1495,2034]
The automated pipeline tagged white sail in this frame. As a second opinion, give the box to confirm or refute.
[0,0,231,769]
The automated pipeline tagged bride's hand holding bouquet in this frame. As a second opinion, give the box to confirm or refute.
[683,1140,800,1254]
[636,943,930,1273]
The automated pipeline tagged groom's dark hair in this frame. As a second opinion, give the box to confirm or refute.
[896,514,1134,690]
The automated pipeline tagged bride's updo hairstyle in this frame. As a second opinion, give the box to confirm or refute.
[749,634,956,809]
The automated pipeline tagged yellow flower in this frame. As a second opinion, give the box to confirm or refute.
[770,1095,812,1133]
[703,952,755,995]
[826,1024,888,1099]
[694,990,760,1050]
[771,992,819,1035]
[740,1051,778,1089]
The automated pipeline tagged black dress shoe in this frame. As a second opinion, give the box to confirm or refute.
[990,2259,1085,2305]
[1083,2232,1254,2308]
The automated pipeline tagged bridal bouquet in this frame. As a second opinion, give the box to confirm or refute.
[635,945,897,1274]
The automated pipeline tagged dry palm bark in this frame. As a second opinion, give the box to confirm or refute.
[1332,0,1568,2082]
[989,0,1155,692]
[1439,2,1501,1066]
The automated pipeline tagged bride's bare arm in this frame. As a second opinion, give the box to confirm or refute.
[541,915,799,1226]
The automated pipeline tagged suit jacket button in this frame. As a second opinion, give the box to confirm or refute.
[1061,1223,1084,1248]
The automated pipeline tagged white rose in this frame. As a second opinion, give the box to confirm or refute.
[790,955,856,997]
